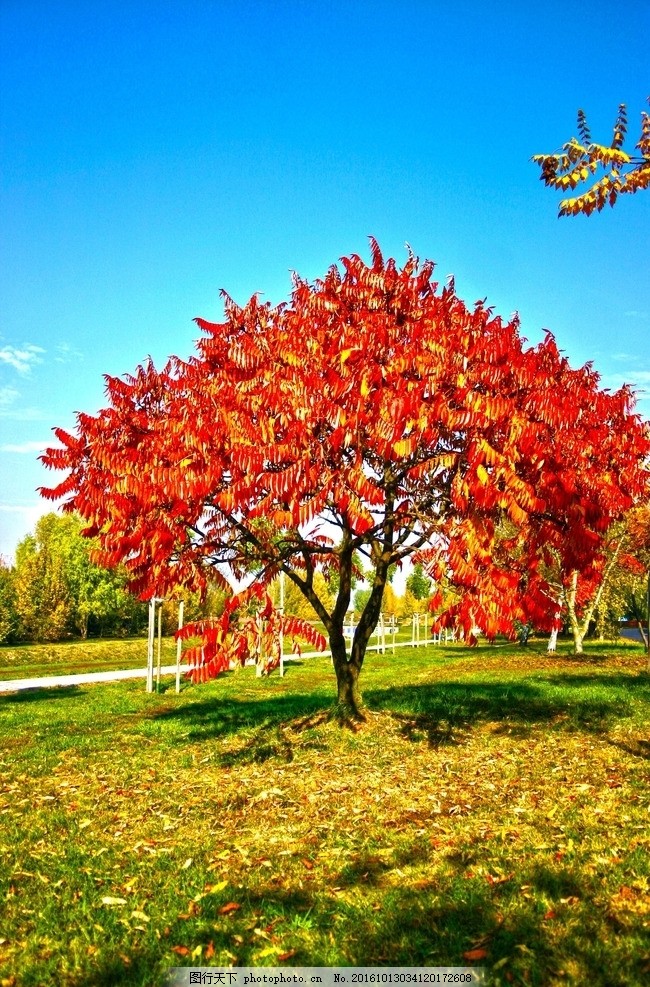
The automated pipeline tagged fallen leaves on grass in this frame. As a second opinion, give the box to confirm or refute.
[463,948,488,961]
[170,945,190,956]
[218,902,241,915]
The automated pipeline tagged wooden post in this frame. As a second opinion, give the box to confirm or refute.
[175,600,184,694]
[256,617,264,677]
[156,601,163,691]
[279,571,285,678]
[146,598,155,692]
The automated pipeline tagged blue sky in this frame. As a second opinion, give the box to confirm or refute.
[1,0,649,563]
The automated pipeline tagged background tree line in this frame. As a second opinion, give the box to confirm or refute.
[0,513,148,643]
[0,514,442,645]
[0,513,230,644]
[1,511,647,648]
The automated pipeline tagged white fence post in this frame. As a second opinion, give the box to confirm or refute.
[175,600,184,694]
[256,616,264,677]
[146,599,155,693]
[279,571,285,678]
[156,602,163,691]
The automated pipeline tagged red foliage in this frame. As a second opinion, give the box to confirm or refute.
[40,240,650,674]
[176,584,326,682]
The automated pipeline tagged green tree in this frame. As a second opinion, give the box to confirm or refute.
[272,571,333,621]
[406,563,431,601]
[0,558,18,644]
[12,512,147,642]
[353,587,372,617]
[400,588,428,618]
[14,521,70,641]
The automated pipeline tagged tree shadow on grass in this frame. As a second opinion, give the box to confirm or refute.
[535,673,650,693]
[70,950,155,987]
[149,691,333,765]
[0,684,84,704]
[235,865,642,984]
[605,736,650,760]
[364,677,637,741]
[63,850,646,986]
[143,672,645,766]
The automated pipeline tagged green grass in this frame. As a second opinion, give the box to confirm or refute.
[1,640,649,986]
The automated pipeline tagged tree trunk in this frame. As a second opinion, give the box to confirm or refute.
[566,570,584,654]
[547,598,562,653]
[329,629,364,721]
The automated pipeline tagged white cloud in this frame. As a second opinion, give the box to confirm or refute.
[0,378,44,419]
[605,371,650,391]
[0,440,50,454]
[0,503,53,562]
[0,385,19,407]
[0,343,45,374]
[54,342,84,364]
[0,405,46,421]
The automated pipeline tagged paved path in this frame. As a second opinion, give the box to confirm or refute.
[0,664,189,693]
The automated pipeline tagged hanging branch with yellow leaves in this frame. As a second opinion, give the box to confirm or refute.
[532,98,650,216]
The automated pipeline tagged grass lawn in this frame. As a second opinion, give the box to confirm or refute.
[1,640,649,986]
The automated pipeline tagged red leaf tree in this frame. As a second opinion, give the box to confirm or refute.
[41,241,649,718]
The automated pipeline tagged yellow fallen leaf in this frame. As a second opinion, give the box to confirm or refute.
[101,896,127,906]
[195,879,228,901]
[207,879,228,892]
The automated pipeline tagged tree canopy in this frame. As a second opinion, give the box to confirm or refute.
[406,563,432,602]
[41,240,649,717]
[533,98,650,216]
